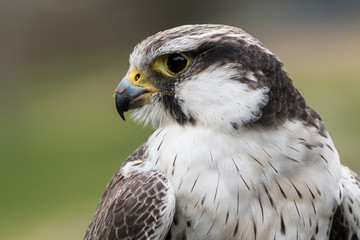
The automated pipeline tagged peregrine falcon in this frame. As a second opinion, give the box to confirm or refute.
[84,24,360,240]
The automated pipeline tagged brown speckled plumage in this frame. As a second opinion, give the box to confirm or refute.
[84,149,174,240]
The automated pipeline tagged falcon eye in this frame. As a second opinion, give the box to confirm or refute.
[166,54,188,74]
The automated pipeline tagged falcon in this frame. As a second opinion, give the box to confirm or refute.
[84,24,360,240]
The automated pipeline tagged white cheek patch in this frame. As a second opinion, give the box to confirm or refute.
[176,67,269,132]
[132,98,175,128]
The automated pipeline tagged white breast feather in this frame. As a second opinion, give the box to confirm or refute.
[143,120,341,240]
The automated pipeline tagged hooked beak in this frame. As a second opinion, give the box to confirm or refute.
[114,76,148,120]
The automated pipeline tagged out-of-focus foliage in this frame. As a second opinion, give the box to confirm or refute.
[1,1,359,239]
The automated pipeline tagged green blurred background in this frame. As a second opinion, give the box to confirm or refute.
[1,0,359,239]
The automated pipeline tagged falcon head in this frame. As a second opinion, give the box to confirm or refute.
[115,24,308,132]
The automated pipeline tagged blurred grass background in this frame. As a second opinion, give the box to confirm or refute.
[0,0,359,239]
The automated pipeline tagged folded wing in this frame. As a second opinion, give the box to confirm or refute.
[330,166,360,240]
[84,147,175,240]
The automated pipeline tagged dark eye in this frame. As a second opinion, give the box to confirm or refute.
[166,54,188,74]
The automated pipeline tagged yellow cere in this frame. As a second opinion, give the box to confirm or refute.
[128,68,143,84]
[127,68,161,95]
[127,68,154,89]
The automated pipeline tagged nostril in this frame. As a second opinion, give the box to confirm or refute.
[135,74,141,81]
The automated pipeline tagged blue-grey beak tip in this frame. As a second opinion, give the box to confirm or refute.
[115,89,130,121]
[115,76,147,121]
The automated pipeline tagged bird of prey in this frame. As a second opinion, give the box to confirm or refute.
[84,24,360,240]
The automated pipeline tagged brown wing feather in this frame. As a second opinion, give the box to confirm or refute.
[84,146,175,240]
[330,166,360,240]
